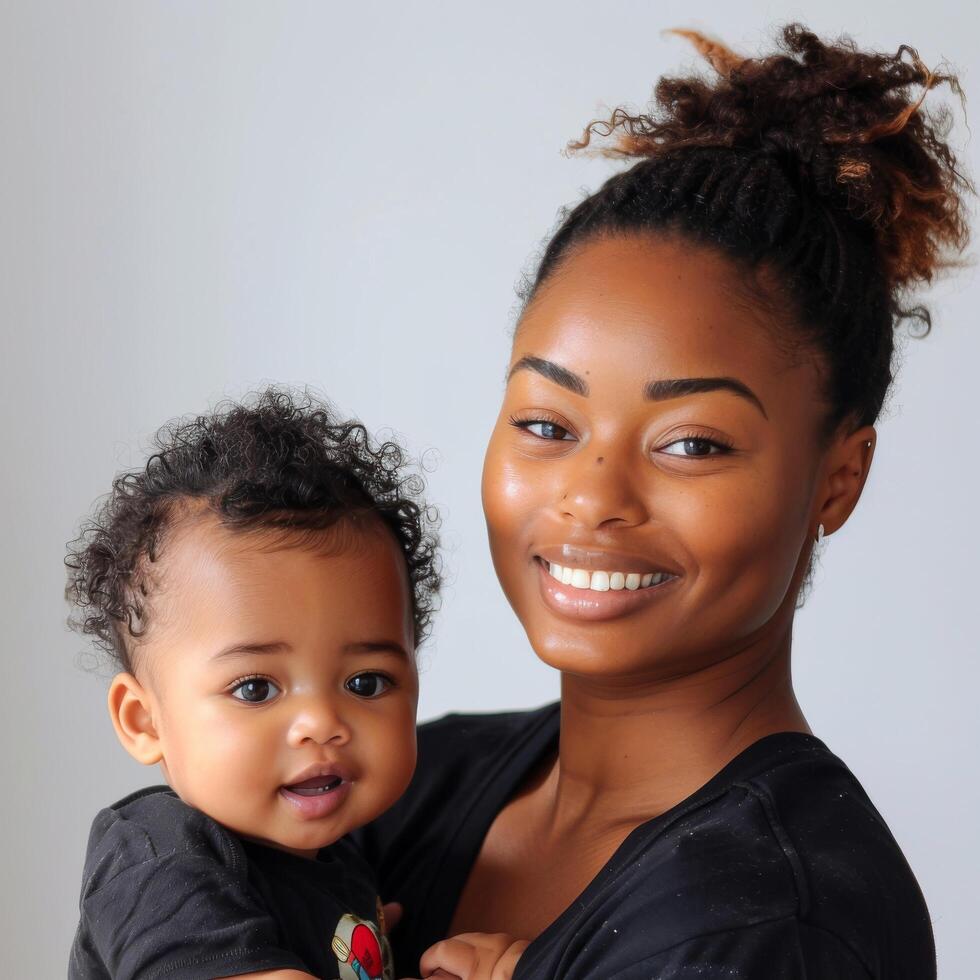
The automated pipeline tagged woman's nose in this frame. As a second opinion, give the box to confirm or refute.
[559,450,649,530]
[285,695,352,748]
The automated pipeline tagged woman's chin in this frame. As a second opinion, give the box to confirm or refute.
[524,629,676,683]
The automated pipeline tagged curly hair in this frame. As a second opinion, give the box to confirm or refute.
[65,388,441,672]
[525,24,972,436]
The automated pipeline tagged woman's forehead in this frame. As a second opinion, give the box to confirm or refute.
[513,235,810,397]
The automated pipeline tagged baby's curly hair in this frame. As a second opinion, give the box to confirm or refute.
[65,388,441,672]
[527,24,972,436]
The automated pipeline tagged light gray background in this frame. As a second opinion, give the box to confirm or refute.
[1,2,976,977]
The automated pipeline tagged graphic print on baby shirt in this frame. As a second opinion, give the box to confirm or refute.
[331,911,393,980]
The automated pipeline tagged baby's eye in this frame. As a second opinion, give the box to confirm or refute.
[230,677,281,704]
[345,673,392,699]
[660,437,727,457]
[518,420,576,441]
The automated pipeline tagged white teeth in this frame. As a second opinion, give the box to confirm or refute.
[545,561,673,593]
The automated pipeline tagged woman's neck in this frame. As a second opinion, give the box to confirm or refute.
[541,623,809,837]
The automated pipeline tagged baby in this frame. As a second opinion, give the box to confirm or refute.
[66,390,524,980]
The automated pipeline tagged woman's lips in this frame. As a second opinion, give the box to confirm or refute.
[535,556,679,621]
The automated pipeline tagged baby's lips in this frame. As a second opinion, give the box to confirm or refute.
[282,760,354,790]
[285,774,343,793]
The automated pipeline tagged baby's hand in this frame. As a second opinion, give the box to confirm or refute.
[414,931,529,980]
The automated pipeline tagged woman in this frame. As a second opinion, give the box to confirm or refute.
[356,25,970,979]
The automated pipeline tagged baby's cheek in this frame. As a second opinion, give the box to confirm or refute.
[368,717,417,814]
[165,709,269,803]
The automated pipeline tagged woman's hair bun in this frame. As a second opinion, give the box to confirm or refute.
[570,24,972,294]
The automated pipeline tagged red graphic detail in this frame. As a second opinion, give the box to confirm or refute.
[350,923,383,976]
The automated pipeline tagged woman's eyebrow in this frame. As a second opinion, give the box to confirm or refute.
[508,357,767,419]
[507,355,589,396]
[645,377,768,419]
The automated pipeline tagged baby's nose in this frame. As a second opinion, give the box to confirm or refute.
[285,696,352,747]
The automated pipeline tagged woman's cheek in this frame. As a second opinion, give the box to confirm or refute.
[483,450,537,555]
[690,483,808,633]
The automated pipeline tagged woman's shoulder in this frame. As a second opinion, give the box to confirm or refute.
[712,734,928,911]
[531,733,934,979]
[728,734,934,970]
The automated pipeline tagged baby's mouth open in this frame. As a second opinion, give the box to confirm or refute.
[283,775,344,796]
[279,771,352,820]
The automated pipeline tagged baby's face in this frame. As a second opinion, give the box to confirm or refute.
[128,515,418,857]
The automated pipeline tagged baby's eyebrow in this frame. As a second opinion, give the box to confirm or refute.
[343,641,411,661]
[210,641,291,662]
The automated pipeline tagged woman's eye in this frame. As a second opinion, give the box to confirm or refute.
[661,437,726,457]
[520,421,576,441]
[230,677,281,704]
[345,673,392,699]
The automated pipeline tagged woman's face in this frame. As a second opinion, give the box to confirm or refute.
[482,234,848,682]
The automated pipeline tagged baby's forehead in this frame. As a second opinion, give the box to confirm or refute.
[162,504,397,568]
[135,508,413,658]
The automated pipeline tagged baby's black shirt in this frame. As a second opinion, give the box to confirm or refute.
[70,786,392,980]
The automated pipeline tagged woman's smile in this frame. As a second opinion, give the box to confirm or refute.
[535,554,681,621]
[534,544,683,580]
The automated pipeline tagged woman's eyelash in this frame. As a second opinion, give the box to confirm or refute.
[509,416,733,453]
[508,412,736,461]
[664,432,734,450]
[658,432,736,458]
[508,415,577,442]
[507,413,568,430]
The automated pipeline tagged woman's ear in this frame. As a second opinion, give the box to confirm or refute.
[814,425,877,537]
[108,672,163,766]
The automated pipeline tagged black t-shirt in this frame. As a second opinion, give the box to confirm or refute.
[70,786,393,980]
[352,703,935,980]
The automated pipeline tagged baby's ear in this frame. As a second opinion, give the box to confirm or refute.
[108,673,163,766]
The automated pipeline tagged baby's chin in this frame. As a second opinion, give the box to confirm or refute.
[232,819,349,859]
[168,790,352,859]
[240,834,331,860]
